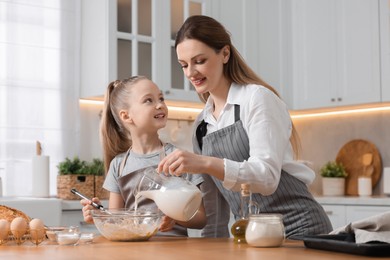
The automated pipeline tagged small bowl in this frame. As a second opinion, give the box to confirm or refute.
[91,208,162,242]
[45,226,67,242]
[55,226,80,246]
[79,233,94,244]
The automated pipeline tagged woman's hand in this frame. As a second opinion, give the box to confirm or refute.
[157,149,224,180]
[158,149,202,176]
[80,197,101,224]
[159,216,176,232]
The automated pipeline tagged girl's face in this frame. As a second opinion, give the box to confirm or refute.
[122,79,168,132]
[176,39,230,94]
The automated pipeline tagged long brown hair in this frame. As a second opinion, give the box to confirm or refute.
[100,76,148,173]
[175,15,301,158]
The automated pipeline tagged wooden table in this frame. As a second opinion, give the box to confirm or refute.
[0,236,382,260]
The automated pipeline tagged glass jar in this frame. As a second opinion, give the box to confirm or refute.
[231,183,251,244]
[245,214,285,247]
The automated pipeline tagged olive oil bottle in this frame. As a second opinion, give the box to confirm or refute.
[231,183,252,244]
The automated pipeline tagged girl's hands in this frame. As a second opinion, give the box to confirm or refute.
[80,197,101,224]
[159,216,176,232]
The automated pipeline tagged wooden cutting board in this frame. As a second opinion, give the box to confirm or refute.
[336,139,382,196]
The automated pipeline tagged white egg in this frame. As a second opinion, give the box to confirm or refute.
[10,217,28,239]
[29,218,46,241]
[0,219,10,240]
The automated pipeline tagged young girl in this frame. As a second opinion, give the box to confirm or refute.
[158,15,332,239]
[81,76,206,236]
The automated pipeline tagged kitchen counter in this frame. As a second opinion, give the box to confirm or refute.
[0,197,108,228]
[0,197,62,226]
[0,236,382,260]
[315,195,390,206]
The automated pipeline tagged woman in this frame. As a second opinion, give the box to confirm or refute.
[158,15,332,239]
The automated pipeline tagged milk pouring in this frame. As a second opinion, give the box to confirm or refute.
[134,167,202,222]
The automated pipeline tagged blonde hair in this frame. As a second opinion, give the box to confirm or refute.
[100,76,148,173]
[175,15,301,158]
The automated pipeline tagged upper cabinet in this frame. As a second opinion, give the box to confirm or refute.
[282,0,383,110]
[380,0,390,102]
[212,0,389,110]
[80,0,210,103]
[80,0,390,109]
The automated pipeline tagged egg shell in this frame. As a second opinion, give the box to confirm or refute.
[29,218,44,230]
[0,219,10,240]
[10,217,28,238]
[29,218,46,240]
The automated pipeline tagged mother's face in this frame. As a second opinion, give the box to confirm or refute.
[176,39,230,95]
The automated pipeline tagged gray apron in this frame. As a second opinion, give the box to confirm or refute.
[195,105,332,239]
[117,147,188,237]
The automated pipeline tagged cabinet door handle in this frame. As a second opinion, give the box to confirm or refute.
[331,98,336,102]
[325,211,333,215]
[337,97,342,102]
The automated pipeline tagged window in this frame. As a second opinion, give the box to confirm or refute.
[0,0,80,196]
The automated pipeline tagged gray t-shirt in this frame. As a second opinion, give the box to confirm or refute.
[103,143,203,193]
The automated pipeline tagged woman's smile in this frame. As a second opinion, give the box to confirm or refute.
[191,77,206,88]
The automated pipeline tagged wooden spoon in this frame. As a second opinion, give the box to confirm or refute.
[366,165,374,177]
[362,153,373,166]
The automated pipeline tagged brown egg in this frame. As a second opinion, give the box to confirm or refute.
[29,218,45,240]
[0,219,10,240]
[10,217,28,239]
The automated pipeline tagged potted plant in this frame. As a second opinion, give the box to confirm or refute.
[86,158,109,199]
[56,156,95,200]
[320,161,348,196]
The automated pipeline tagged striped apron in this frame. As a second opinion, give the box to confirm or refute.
[195,105,332,239]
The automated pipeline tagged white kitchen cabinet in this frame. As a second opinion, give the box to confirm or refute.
[380,0,390,102]
[321,204,346,230]
[282,0,381,110]
[208,0,387,110]
[1,198,62,227]
[316,196,390,230]
[80,0,210,103]
[345,205,390,223]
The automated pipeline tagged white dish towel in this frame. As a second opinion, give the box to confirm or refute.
[330,211,390,244]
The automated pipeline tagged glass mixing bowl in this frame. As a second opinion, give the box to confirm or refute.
[91,208,162,242]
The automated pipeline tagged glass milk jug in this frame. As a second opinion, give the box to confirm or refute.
[134,167,202,222]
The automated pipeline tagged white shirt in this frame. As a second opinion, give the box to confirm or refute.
[195,83,315,195]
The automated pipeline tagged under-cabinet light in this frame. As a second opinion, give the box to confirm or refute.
[79,98,203,121]
[81,99,390,120]
[290,105,390,119]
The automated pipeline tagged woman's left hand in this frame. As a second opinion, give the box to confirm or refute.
[158,149,201,176]
[158,149,225,180]
[159,216,176,232]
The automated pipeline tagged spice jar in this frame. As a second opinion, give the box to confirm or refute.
[245,214,285,247]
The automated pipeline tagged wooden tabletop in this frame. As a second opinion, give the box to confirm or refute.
[0,236,382,260]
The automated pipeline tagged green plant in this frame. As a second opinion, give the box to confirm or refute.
[85,158,105,176]
[320,161,348,178]
[57,156,88,175]
[57,157,104,176]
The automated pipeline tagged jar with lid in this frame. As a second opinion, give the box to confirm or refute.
[245,214,285,247]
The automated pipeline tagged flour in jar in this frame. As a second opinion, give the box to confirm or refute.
[245,221,285,247]
[137,189,202,222]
